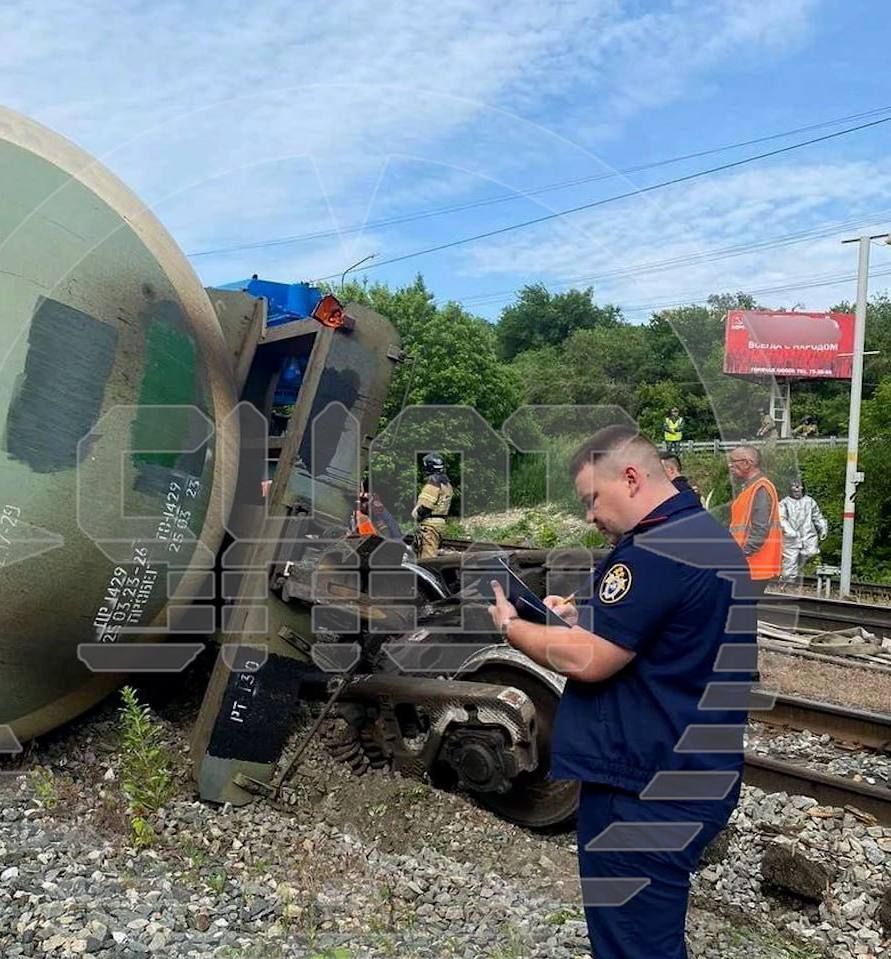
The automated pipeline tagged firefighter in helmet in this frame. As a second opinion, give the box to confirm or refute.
[412,453,453,560]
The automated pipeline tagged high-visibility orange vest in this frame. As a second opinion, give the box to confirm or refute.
[730,476,782,580]
[353,511,377,536]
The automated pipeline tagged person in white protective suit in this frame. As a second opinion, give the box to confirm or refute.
[778,480,828,582]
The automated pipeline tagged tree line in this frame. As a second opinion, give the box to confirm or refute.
[339,276,891,580]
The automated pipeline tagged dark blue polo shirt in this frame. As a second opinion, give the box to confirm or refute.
[550,489,755,792]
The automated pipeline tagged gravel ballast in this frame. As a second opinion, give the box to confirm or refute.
[1,673,888,958]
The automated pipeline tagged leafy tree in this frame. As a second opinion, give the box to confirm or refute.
[509,345,574,405]
[496,284,622,360]
[856,379,891,577]
[335,274,891,580]
[389,299,520,425]
[341,275,520,426]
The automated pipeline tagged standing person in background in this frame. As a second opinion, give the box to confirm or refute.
[662,407,684,454]
[411,452,454,560]
[756,409,778,440]
[659,452,701,501]
[792,415,818,439]
[778,480,828,583]
[727,446,782,595]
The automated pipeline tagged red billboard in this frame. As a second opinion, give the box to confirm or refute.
[723,310,854,379]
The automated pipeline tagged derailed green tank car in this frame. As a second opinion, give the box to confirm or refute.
[0,107,237,744]
[0,108,399,751]
[0,106,586,831]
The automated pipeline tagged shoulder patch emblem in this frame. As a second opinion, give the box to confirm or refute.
[599,562,633,604]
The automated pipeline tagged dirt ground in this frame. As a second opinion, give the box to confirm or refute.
[759,649,891,712]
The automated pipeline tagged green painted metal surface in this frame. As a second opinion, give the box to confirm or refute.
[0,108,237,742]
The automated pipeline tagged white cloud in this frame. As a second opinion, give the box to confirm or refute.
[0,0,820,288]
[458,158,891,316]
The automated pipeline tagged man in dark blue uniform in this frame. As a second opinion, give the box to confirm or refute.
[489,425,755,958]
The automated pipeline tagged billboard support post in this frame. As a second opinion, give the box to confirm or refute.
[839,234,881,596]
[769,379,792,438]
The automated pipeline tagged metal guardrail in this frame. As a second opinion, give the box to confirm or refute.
[674,437,847,453]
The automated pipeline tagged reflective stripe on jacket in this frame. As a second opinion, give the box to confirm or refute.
[414,475,454,521]
[663,417,684,441]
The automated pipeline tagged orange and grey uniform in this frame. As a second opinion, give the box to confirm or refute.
[413,473,453,560]
[730,475,782,583]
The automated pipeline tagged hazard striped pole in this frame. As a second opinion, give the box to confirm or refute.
[839,234,880,596]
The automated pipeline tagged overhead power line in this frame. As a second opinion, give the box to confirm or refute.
[457,209,891,308]
[619,265,891,316]
[312,113,891,281]
[186,105,891,260]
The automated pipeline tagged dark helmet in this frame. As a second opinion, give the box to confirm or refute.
[422,452,445,474]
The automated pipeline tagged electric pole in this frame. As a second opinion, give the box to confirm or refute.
[839,232,888,595]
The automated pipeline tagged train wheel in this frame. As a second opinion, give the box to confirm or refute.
[465,664,578,829]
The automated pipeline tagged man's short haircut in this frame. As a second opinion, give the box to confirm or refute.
[570,425,657,477]
[733,444,762,467]
[660,451,682,471]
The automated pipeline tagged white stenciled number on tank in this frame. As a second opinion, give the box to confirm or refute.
[0,504,21,568]
[93,545,159,641]
[157,478,201,554]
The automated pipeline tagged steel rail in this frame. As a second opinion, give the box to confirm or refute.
[742,754,891,825]
[759,692,891,751]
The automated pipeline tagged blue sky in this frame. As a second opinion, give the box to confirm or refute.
[3,0,891,321]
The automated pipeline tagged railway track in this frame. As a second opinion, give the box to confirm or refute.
[759,593,891,636]
[757,592,891,677]
[796,575,891,605]
[749,693,891,823]
[742,755,891,824]
[761,692,891,750]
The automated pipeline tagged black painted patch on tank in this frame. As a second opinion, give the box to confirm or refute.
[4,297,118,472]
[298,367,360,474]
[206,652,317,764]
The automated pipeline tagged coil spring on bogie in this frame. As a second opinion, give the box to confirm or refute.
[321,713,389,776]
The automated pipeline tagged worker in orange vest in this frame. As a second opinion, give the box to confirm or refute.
[727,445,782,593]
[350,483,379,537]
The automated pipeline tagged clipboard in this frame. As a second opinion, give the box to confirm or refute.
[476,556,573,627]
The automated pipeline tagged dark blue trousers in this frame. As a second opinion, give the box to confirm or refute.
[576,782,739,958]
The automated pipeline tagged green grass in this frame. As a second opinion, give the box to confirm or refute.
[118,686,174,848]
[725,926,827,959]
[488,923,532,958]
[206,869,228,895]
[29,767,58,808]
[544,907,584,925]
[450,503,605,550]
